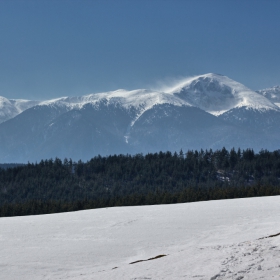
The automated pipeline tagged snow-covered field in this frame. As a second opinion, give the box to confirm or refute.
[1,196,280,279]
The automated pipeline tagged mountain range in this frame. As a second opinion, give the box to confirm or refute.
[0,73,280,163]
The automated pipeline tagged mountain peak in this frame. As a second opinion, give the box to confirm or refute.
[168,74,279,115]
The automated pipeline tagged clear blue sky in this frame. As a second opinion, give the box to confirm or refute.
[1,0,280,100]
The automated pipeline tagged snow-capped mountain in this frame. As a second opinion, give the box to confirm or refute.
[39,89,191,134]
[166,73,280,134]
[168,73,279,115]
[256,86,280,108]
[0,73,280,162]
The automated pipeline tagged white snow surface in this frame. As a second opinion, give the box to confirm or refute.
[1,196,280,279]
[168,74,279,115]
[39,89,192,128]
[41,89,188,108]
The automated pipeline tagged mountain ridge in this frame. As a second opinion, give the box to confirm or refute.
[1,73,279,123]
[0,73,280,162]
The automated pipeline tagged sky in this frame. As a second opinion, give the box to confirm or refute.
[1,0,280,100]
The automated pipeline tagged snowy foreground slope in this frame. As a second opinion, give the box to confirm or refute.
[1,196,280,279]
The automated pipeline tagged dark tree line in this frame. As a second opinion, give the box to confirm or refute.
[0,147,280,217]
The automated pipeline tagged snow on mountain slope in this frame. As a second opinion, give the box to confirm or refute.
[3,89,182,124]
[218,106,280,135]
[0,96,39,123]
[41,89,189,109]
[39,89,191,130]
[257,85,280,108]
[2,74,276,123]
[0,102,271,163]
[35,74,279,133]
[1,196,280,280]
[168,73,279,115]
[39,74,278,117]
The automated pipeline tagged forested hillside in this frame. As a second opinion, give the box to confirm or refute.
[1,148,280,217]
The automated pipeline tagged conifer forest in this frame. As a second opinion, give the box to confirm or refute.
[1,147,280,217]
